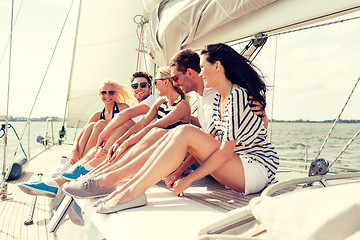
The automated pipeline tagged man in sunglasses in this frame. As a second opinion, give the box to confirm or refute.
[95,71,157,149]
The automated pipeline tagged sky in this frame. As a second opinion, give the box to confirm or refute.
[0,0,359,121]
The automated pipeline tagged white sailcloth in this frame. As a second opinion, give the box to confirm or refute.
[67,0,143,128]
[144,0,360,66]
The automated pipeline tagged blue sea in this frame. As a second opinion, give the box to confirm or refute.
[1,121,359,173]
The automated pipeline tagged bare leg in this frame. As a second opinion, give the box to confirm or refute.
[70,122,95,164]
[105,125,245,206]
[95,128,168,177]
[87,120,136,173]
[95,128,170,188]
[82,120,108,156]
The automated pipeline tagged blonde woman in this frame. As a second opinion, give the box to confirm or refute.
[19,80,133,197]
[52,80,133,177]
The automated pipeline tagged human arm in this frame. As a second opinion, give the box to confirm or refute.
[107,99,191,162]
[190,116,201,128]
[96,103,151,148]
[173,140,237,195]
[120,99,191,150]
[104,99,162,162]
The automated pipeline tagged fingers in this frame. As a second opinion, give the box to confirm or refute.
[165,175,175,188]
[95,148,107,158]
[108,148,120,163]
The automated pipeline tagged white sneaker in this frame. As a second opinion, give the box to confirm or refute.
[51,161,73,178]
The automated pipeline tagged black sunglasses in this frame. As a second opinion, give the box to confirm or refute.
[131,82,150,89]
[154,78,168,86]
[100,90,116,96]
[170,72,183,83]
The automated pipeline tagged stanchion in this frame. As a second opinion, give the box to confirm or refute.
[24,173,43,225]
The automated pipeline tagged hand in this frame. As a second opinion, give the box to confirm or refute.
[95,147,107,158]
[105,142,118,162]
[173,177,192,196]
[248,96,265,118]
[96,134,106,150]
[106,141,128,163]
[165,171,182,189]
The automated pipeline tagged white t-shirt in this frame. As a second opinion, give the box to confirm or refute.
[132,95,157,123]
[196,87,217,131]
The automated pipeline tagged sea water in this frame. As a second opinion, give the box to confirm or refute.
[0,121,77,163]
[1,121,359,172]
[270,122,360,172]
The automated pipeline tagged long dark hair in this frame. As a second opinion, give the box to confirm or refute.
[200,43,266,109]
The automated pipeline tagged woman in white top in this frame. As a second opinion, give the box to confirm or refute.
[94,43,279,214]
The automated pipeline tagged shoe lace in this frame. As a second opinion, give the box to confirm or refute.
[81,179,96,191]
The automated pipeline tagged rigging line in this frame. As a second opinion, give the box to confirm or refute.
[3,0,15,181]
[269,35,278,142]
[141,27,148,72]
[228,15,360,48]
[0,0,24,66]
[134,14,148,71]
[328,129,360,170]
[315,77,360,160]
[4,0,76,181]
[268,15,360,38]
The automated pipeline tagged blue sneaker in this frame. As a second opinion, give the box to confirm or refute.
[18,181,58,198]
[61,165,89,180]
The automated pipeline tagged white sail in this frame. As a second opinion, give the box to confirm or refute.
[144,0,360,66]
[66,0,360,127]
[66,0,144,127]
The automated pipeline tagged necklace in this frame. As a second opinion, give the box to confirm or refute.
[219,83,234,117]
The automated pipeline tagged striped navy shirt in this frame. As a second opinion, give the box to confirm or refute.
[157,95,185,120]
[207,86,279,184]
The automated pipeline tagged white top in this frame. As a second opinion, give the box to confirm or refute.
[132,95,157,123]
[196,87,217,132]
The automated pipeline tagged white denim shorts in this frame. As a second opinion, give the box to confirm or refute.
[241,157,268,195]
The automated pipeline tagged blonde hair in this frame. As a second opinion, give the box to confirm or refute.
[156,66,188,100]
[99,79,135,104]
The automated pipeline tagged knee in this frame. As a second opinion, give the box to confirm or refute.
[174,124,194,136]
[85,122,95,131]
[148,127,167,136]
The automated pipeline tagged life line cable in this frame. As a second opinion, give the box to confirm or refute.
[328,128,360,170]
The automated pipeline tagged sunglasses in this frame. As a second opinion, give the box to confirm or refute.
[170,72,183,83]
[154,78,168,86]
[100,90,116,96]
[131,82,150,89]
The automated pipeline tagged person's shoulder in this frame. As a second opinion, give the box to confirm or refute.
[203,87,217,96]
[141,94,157,106]
[233,86,248,97]
[117,102,129,108]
